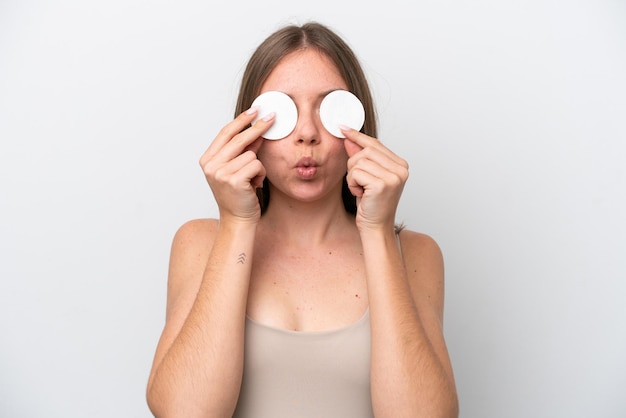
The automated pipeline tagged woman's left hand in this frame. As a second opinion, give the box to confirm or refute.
[342,127,409,232]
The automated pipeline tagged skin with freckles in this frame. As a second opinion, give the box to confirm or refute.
[146,22,458,418]
[255,52,351,215]
[241,50,370,332]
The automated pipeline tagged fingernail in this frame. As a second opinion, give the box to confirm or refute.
[246,106,259,115]
[339,124,351,132]
[262,112,275,122]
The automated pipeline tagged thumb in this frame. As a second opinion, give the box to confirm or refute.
[244,136,264,154]
[344,138,362,157]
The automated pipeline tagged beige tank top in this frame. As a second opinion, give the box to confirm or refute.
[232,309,373,418]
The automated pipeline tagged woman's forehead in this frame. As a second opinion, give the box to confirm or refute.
[261,49,347,95]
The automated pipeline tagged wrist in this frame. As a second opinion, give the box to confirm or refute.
[357,223,398,243]
[218,206,260,225]
[356,219,397,236]
[217,215,260,232]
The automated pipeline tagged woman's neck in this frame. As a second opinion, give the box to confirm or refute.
[259,196,357,248]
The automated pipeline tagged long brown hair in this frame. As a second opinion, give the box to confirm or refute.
[235,22,377,215]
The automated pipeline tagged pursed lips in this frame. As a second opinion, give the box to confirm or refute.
[295,157,318,178]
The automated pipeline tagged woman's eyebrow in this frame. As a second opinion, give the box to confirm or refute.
[280,88,346,101]
[318,88,344,98]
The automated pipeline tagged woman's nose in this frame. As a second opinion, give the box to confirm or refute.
[293,106,321,144]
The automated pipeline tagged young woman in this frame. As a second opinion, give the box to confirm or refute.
[147,21,458,418]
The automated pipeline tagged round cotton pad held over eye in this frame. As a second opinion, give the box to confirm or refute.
[251,91,298,140]
[319,90,365,138]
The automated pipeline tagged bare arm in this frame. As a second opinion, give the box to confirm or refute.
[343,127,458,417]
[146,219,256,417]
[146,109,274,417]
[364,228,458,418]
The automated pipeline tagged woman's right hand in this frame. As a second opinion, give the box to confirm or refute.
[199,108,275,224]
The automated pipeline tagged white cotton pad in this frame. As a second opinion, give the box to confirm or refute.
[251,91,298,140]
[319,90,365,138]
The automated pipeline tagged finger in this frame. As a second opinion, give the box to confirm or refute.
[236,158,266,190]
[347,179,364,199]
[345,169,373,200]
[244,136,264,155]
[202,110,274,164]
[349,158,400,183]
[203,150,258,181]
[347,166,386,196]
[205,153,266,195]
[343,138,363,158]
[347,147,409,180]
[250,164,267,189]
[218,112,275,161]
[202,108,258,160]
[341,126,407,167]
[340,125,378,148]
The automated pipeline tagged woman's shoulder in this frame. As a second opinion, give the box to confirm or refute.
[397,228,444,261]
[397,228,446,319]
[176,218,220,238]
[175,217,220,237]
[170,218,220,257]
[166,218,219,290]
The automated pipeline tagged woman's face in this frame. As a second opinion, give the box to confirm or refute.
[256,48,350,205]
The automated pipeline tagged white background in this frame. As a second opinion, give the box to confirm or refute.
[1,1,625,417]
